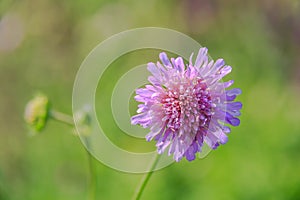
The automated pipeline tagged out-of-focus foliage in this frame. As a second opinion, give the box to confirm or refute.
[0,0,300,199]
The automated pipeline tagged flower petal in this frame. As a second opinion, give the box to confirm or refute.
[159,52,172,68]
[225,112,240,126]
[195,47,208,68]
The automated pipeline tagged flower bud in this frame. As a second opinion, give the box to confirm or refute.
[24,94,50,133]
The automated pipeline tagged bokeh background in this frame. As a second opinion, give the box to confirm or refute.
[1,0,300,199]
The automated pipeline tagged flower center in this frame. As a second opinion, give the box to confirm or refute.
[161,80,213,133]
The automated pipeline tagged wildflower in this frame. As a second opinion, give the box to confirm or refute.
[24,94,50,133]
[131,47,242,162]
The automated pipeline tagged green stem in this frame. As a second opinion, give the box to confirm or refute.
[87,150,96,200]
[49,110,96,200]
[85,137,97,200]
[132,154,161,200]
[49,110,74,126]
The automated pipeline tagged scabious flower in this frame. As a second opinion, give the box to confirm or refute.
[131,47,242,162]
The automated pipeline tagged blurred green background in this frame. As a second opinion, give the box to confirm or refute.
[1,0,300,199]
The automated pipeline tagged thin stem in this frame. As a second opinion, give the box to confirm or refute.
[84,136,97,200]
[132,154,161,200]
[49,110,96,200]
[49,110,74,126]
[87,150,97,200]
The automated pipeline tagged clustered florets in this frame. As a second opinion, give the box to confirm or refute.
[131,48,242,161]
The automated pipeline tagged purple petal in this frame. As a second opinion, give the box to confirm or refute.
[226,95,236,101]
[136,88,153,97]
[159,52,172,68]
[205,132,219,149]
[222,126,231,133]
[196,131,204,145]
[185,144,197,161]
[146,125,164,142]
[147,62,161,80]
[225,88,241,101]
[189,52,194,65]
[226,88,242,96]
[156,131,173,153]
[137,104,148,113]
[209,59,225,75]
[174,57,185,73]
[219,65,232,77]
[134,95,147,102]
[226,102,243,111]
[148,76,160,86]
[223,80,234,88]
[195,47,208,68]
[217,131,228,144]
[225,112,240,126]
[131,113,151,127]
[199,60,214,76]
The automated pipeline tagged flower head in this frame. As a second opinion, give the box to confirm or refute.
[131,47,242,162]
[24,94,50,133]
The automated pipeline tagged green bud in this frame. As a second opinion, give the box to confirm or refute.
[24,94,50,133]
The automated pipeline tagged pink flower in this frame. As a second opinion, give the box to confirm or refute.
[131,48,242,162]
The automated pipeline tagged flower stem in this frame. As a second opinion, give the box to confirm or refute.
[132,154,161,200]
[87,150,97,200]
[49,110,74,126]
[84,136,97,200]
[49,110,96,200]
